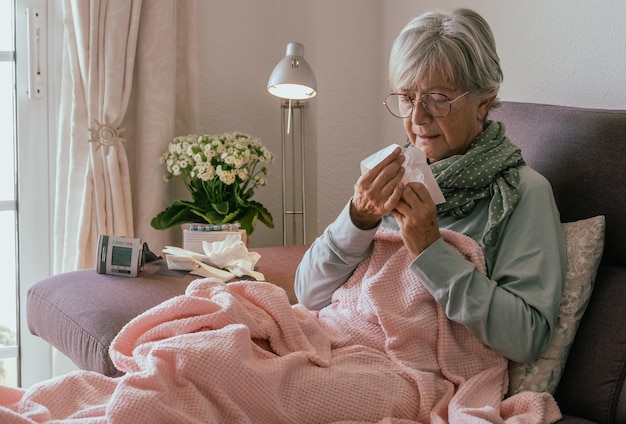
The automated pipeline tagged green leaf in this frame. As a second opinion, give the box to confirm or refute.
[211,201,230,215]
[237,209,259,235]
[250,200,275,229]
[151,193,274,234]
[150,201,201,230]
[234,190,247,208]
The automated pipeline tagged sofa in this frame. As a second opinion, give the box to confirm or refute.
[27,101,626,423]
[488,102,626,424]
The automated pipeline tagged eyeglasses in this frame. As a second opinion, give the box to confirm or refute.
[383,91,470,118]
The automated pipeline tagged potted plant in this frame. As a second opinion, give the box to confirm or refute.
[151,132,275,236]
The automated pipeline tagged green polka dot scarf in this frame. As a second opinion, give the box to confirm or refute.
[430,120,525,246]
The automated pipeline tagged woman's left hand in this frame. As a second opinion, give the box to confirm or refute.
[392,182,441,257]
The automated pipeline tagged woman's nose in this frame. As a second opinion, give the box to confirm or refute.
[411,100,431,124]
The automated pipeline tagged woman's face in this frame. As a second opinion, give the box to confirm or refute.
[402,72,493,162]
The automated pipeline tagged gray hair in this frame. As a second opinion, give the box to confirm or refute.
[389,9,503,110]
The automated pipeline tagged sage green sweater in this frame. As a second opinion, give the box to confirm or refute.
[295,166,566,363]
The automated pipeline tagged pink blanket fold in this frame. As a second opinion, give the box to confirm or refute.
[0,228,561,423]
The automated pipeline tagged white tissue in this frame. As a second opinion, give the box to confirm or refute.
[162,238,265,282]
[359,143,445,204]
[202,235,264,280]
[162,246,236,281]
[165,254,198,271]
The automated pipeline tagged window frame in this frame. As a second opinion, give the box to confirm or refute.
[14,0,60,387]
[0,0,18,386]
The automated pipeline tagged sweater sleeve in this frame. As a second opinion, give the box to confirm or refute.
[294,202,379,310]
[411,168,566,363]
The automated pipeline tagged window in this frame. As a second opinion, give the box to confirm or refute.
[0,0,19,388]
[1,0,57,388]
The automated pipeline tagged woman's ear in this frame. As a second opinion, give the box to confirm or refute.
[477,94,497,122]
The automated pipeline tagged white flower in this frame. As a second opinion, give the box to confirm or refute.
[216,165,236,185]
[160,131,274,205]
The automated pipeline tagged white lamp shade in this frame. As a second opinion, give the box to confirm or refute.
[268,42,317,100]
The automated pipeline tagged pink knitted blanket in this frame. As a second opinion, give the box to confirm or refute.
[0,228,560,423]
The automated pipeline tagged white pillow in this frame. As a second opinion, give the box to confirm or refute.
[508,215,606,395]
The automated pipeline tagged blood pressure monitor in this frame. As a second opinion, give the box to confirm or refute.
[96,235,144,277]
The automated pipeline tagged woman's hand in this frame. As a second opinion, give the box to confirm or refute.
[350,146,405,230]
[392,182,441,257]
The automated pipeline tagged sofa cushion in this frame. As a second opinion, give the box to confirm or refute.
[508,215,605,395]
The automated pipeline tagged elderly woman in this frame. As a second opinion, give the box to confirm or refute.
[295,8,566,364]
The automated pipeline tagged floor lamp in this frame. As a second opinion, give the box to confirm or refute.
[267,42,317,245]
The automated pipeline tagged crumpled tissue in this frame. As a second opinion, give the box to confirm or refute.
[162,235,264,282]
[202,234,262,279]
[360,143,445,204]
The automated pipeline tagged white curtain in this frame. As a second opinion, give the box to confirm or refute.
[54,0,198,273]
[55,0,141,272]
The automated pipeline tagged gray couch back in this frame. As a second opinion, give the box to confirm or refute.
[491,102,626,423]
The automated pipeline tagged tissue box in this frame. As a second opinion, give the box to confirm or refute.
[182,226,247,254]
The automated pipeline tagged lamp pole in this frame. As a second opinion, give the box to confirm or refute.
[280,99,306,245]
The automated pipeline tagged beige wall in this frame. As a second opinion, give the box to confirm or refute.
[187,0,626,248]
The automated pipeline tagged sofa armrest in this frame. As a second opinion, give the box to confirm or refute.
[251,244,308,303]
[27,244,309,377]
